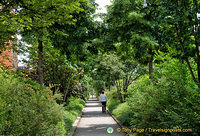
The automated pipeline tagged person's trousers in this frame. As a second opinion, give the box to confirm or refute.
[102,102,106,112]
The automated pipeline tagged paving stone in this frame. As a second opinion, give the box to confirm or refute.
[74,96,126,136]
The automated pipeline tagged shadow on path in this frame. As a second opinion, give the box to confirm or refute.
[73,96,125,136]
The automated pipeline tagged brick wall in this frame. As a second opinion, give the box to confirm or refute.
[0,40,18,70]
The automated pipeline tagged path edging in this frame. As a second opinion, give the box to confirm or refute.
[107,110,135,136]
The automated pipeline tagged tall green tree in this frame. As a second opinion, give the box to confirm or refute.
[49,0,98,62]
[92,53,124,100]
[145,0,200,87]
[106,0,158,79]
[20,41,84,102]
[18,0,83,87]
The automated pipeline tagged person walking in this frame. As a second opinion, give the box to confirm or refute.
[98,93,101,103]
[91,91,94,99]
[100,91,107,113]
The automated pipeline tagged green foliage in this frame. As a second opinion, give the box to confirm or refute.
[64,96,85,133]
[0,1,19,48]
[2,0,200,135]
[127,58,200,135]
[0,72,85,136]
[105,90,121,112]
[93,80,105,94]
[64,111,76,133]
[49,0,98,62]
[93,53,125,80]
[78,98,86,106]
[0,70,66,136]
[106,0,158,65]
[92,53,125,92]
[0,0,83,48]
[20,43,89,102]
[65,97,84,115]
[107,98,121,113]
[113,102,132,126]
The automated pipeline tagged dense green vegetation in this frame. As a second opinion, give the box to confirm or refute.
[102,0,200,136]
[1,0,200,135]
[64,97,85,133]
[107,55,200,135]
[0,0,93,135]
[0,70,85,135]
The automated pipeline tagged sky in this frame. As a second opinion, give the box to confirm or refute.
[95,0,112,21]
[95,0,112,14]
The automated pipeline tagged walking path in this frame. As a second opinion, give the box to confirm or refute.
[74,96,126,136]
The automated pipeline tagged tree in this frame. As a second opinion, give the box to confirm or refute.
[0,1,20,49]
[19,39,87,102]
[91,53,124,100]
[152,0,200,88]
[120,60,147,100]
[18,0,83,87]
[49,0,98,62]
[106,0,158,79]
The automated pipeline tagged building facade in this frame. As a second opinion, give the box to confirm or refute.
[0,40,18,70]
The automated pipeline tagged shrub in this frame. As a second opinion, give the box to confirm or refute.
[113,102,132,126]
[64,111,76,133]
[65,97,85,114]
[0,70,66,136]
[107,98,121,112]
[105,90,121,112]
[78,98,86,106]
[64,96,85,133]
[127,59,200,135]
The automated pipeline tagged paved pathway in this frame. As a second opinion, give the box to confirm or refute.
[74,96,126,136]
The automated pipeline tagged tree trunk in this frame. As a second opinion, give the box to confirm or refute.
[119,86,123,103]
[116,80,123,103]
[113,76,116,87]
[175,25,200,88]
[148,47,153,79]
[64,79,71,102]
[52,64,57,95]
[38,40,44,88]
[108,74,111,91]
[123,77,128,101]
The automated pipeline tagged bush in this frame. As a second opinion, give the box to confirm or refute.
[64,111,76,133]
[64,96,85,133]
[65,97,85,114]
[0,70,86,135]
[107,98,121,112]
[0,70,66,136]
[113,102,132,126]
[78,98,86,106]
[127,59,200,135]
[105,90,121,112]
